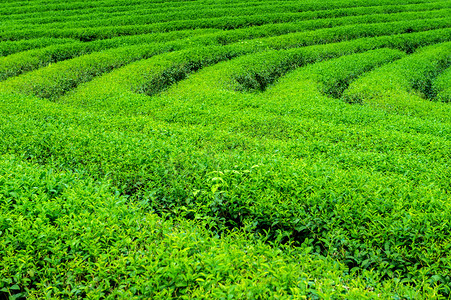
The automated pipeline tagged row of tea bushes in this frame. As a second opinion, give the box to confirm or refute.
[1,82,450,296]
[3,1,448,32]
[1,5,448,41]
[1,13,447,85]
[4,154,421,299]
[0,0,441,17]
[5,1,447,29]
[432,67,451,103]
[130,50,451,293]
[4,17,447,101]
[282,48,407,98]
[0,37,75,57]
[342,41,451,117]
[50,29,449,117]
[0,28,218,81]
[0,43,215,100]
[225,30,449,93]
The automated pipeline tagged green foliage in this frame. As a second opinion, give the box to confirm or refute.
[342,42,451,118]
[432,67,451,103]
[0,37,76,57]
[280,48,406,98]
[2,1,448,41]
[3,154,438,299]
[0,0,450,298]
[0,29,217,82]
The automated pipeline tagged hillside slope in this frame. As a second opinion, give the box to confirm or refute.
[0,0,450,298]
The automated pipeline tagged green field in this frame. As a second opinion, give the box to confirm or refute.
[0,0,450,299]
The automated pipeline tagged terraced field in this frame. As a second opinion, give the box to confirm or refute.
[0,0,450,298]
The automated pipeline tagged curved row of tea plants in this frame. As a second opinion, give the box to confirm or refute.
[1,5,449,41]
[1,20,449,99]
[3,1,447,30]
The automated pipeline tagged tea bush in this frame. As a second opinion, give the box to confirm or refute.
[0,37,76,57]
[0,29,217,81]
[5,154,411,299]
[342,41,451,117]
[433,67,451,103]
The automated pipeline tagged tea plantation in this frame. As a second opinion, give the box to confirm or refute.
[0,0,450,299]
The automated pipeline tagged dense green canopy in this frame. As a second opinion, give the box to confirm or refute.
[0,0,450,298]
